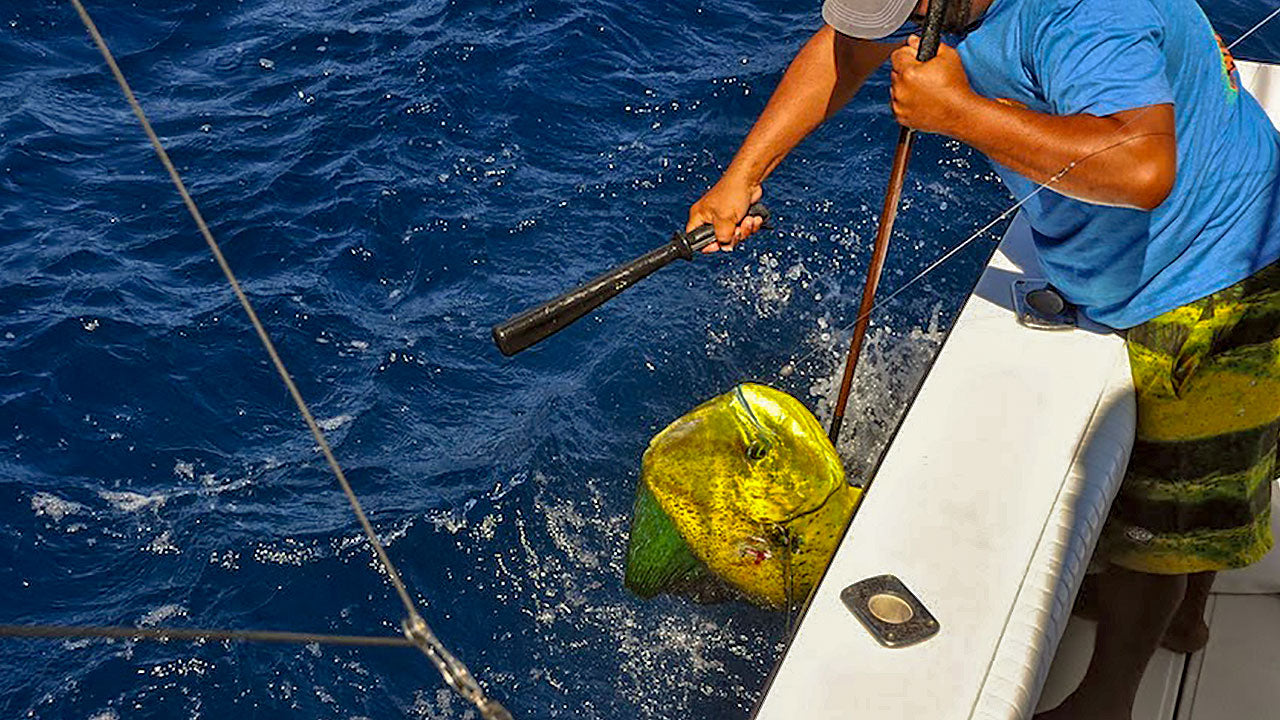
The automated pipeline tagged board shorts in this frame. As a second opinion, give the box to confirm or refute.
[1101,258,1280,575]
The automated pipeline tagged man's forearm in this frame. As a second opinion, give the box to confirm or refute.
[723,26,894,187]
[952,99,1177,211]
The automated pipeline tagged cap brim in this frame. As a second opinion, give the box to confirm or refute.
[822,0,916,40]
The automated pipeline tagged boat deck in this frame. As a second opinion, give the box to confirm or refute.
[1039,591,1280,720]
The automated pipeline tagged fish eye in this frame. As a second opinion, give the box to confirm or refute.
[746,439,770,461]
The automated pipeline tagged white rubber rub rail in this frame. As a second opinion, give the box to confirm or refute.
[970,364,1134,720]
[753,213,1136,720]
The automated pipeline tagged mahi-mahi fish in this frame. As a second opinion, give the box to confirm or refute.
[624,383,862,609]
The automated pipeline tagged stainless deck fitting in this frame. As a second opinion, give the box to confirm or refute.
[841,575,940,648]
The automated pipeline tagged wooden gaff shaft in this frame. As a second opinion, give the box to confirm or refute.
[826,0,950,444]
[828,126,916,443]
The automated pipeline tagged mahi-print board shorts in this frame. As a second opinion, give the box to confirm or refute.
[1102,258,1280,575]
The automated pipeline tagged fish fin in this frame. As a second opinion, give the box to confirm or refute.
[624,481,709,598]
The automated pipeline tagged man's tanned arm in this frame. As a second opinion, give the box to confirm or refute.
[687,26,895,249]
[950,102,1176,211]
[891,36,1177,211]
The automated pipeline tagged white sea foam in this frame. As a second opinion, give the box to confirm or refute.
[209,549,240,570]
[173,460,195,481]
[143,530,180,555]
[31,492,82,522]
[473,512,500,541]
[253,538,319,566]
[333,516,416,556]
[717,252,811,319]
[806,304,948,479]
[426,507,469,535]
[99,490,166,513]
[138,604,187,627]
[144,657,214,678]
[409,688,464,719]
[318,414,354,431]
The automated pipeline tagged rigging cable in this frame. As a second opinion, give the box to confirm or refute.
[27,2,516,719]
[0,624,414,648]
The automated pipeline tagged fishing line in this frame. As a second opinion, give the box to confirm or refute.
[57,2,511,718]
[1236,6,1280,46]
[0,624,415,648]
[65,0,417,626]
[780,7,1279,383]
[779,524,797,636]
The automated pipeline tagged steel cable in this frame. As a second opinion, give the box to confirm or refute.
[0,624,414,648]
[60,2,510,717]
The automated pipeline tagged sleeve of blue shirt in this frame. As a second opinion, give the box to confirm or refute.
[1034,0,1174,117]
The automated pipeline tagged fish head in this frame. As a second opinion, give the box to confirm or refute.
[637,383,860,607]
[721,383,846,523]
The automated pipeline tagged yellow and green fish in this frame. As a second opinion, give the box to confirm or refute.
[624,383,862,608]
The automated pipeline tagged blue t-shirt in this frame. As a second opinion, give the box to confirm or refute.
[893,0,1280,328]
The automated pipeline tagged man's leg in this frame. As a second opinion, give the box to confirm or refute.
[1036,566,1186,720]
[1044,261,1280,719]
[1071,572,1099,621]
[1161,571,1215,653]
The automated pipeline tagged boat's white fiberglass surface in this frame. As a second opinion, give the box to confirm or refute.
[754,60,1280,720]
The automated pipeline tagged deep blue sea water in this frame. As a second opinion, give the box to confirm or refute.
[0,1,1275,718]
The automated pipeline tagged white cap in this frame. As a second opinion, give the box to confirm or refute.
[822,0,916,40]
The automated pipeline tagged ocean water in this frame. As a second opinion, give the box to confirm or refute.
[0,1,1275,718]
